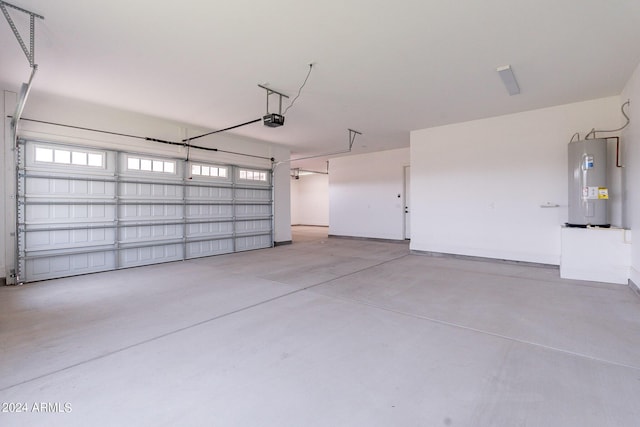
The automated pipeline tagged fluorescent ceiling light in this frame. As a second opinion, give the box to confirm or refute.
[496,65,520,96]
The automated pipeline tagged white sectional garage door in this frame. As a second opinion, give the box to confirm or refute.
[17,139,273,283]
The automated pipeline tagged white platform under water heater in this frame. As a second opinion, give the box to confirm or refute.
[567,138,609,227]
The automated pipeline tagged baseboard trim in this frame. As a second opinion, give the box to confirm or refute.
[274,240,292,247]
[291,224,329,227]
[410,249,558,269]
[328,234,408,244]
[630,280,640,299]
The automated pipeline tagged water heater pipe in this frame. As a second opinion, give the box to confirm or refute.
[611,136,622,168]
[585,100,630,139]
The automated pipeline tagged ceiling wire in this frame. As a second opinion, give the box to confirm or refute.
[283,64,314,115]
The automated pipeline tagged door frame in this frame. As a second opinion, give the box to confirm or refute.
[403,165,410,240]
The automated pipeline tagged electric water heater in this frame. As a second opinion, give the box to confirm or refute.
[567,138,609,227]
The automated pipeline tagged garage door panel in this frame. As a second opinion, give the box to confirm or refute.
[26,177,115,198]
[186,204,232,219]
[236,219,272,234]
[120,182,183,199]
[119,244,183,268]
[25,204,116,224]
[235,204,272,217]
[235,188,271,201]
[186,239,234,258]
[186,221,233,238]
[236,235,271,251]
[25,251,116,282]
[120,224,183,243]
[119,204,183,221]
[26,228,116,251]
[70,251,113,270]
[186,185,232,200]
[25,204,53,221]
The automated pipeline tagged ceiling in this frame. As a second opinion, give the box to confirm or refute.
[2,0,640,169]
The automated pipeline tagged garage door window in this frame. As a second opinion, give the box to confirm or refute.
[191,163,228,178]
[239,169,267,182]
[127,156,176,174]
[35,146,105,168]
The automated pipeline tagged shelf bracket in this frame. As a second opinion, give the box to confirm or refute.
[348,128,362,150]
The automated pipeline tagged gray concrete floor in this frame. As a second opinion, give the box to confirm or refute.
[1,225,640,426]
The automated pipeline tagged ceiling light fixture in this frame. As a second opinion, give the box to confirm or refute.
[496,65,520,96]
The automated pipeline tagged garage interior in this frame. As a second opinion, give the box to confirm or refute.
[2,1,640,426]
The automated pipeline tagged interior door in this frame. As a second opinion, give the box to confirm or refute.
[404,165,411,240]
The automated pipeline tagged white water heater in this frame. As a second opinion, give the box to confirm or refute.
[567,138,609,227]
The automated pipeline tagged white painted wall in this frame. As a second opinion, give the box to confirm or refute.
[329,148,410,240]
[621,61,640,284]
[272,152,292,244]
[410,97,622,265]
[1,91,15,282]
[291,173,329,226]
[1,88,291,280]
